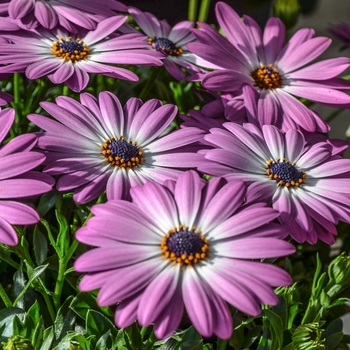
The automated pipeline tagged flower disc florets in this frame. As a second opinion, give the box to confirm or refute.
[251,64,283,90]
[266,158,306,188]
[52,37,90,63]
[101,135,144,170]
[161,225,209,266]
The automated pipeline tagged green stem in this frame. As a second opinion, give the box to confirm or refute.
[62,84,69,96]
[144,331,157,350]
[25,78,46,116]
[97,74,105,93]
[140,326,150,340]
[13,72,20,106]
[53,193,106,310]
[12,73,21,135]
[53,239,80,311]
[139,67,160,101]
[325,108,343,123]
[217,338,227,350]
[0,252,20,270]
[0,283,12,308]
[188,0,199,21]
[198,0,211,22]
[41,291,56,323]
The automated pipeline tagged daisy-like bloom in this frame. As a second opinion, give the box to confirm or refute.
[28,92,205,204]
[0,16,164,92]
[5,0,127,32]
[328,22,350,50]
[198,122,350,245]
[128,7,218,80]
[75,170,295,339]
[0,108,53,246]
[187,1,350,132]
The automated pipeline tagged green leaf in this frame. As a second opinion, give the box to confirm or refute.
[36,189,60,217]
[311,254,322,294]
[40,218,59,254]
[179,340,203,350]
[23,314,37,341]
[27,301,40,324]
[40,327,55,350]
[264,309,284,350]
[12,315,26,337]
[32,317,45,350]
[70,292,101,320]
[112,328,129,350]
[256,328,272,350]
[281,343,295,350]
[85,309,117,343]
[158,337,180,350]
[13,267,26,309]
[124,323,142,350]
[0,308,25,341]
[324,332,343,350]
[54,296,76,344]
[33,228,48,265]
[13,264,49,307]
[181,326,202,343]
[242,326,262,348]
[324,318,343,337]
[95,330,110,350]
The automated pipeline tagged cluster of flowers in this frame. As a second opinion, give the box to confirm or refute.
[1,0,350,341]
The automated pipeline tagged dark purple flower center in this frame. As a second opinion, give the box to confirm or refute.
[251,64,283,90]
[52,37,90,63]
[148,37,183,56]
[101,136,144,170]
[266,158,306,188]
[161,225,209,266]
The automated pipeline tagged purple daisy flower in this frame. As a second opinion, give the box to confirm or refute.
[75,170,294,339]
[0,16,163,92]
[0,108,53,246]
[6,0,127,32]
[198,122,350,245]
[187,1,350,132]
[328,22,350,50]
[128,7,218,80]
[28,92,205,204]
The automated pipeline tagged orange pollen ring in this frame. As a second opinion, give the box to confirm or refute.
[265,158,307,189]
[160,225,209,267]
[52,36,91,63]
[251,63,283,90]
[100,135,144,170]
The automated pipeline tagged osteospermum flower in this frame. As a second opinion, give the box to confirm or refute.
[28,92,205,204]
[75,171,294,339]
[187,1,350,132]
[0,108,53,246]
[198,122,350,244]
[5,0,127,32]
[0,16,164,92]
[328,22,350,50]
[128,7,218,80]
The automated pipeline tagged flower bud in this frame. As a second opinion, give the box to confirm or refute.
[292,322,326,350]
[273,0,300,30]
[68,342,81,350]
[2,336,34,350]
[328,252,350,286]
